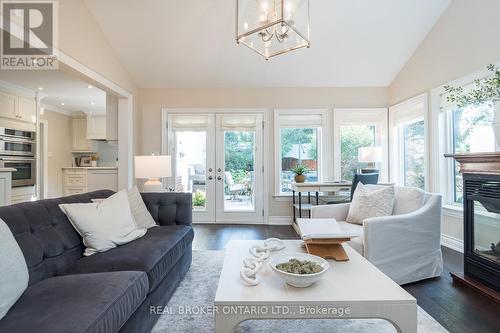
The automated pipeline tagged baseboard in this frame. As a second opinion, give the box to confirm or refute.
[441,234,464,253]
[268,216,293,225]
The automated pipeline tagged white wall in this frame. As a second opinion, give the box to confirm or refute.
[389,0,500,250]
[138,87,388,219]
[40,110,73,198]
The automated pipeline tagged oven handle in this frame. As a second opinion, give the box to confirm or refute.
[0,136,35,144]
[0,156,36,162]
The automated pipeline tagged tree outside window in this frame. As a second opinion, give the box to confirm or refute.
[340,125,375,181]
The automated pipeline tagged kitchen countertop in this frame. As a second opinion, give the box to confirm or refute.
[62,167,118,170]
[0,168,17,172]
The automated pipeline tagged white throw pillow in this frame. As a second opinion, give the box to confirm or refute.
[127,186,157,229]
[92,187,157,229]
[60,190,147,256]
[0,218,29,320]
[346,183,395,225]
[393,187,425,215]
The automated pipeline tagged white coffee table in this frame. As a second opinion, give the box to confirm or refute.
[214,240,416,333]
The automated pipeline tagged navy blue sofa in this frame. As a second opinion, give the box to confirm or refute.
[0,190,194,333]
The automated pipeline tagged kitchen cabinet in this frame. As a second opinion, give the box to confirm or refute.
[0,91,36,123]
[0,169,13,207]
[72,117,96,152]
[11,185,35,204]
[87,114,107,140]
[62,167,118,196]
[17,97,36,123]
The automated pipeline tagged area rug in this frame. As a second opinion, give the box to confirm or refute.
[152,250,448,333]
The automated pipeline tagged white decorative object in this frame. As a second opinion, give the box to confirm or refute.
[215,240,417,333]
[59,190,147,256]
[311,186,443,285]
[134,155,171,192]
[346,183,395,225]
[240,238,284,286]
[358,146,383,169]
[269,253,329,287]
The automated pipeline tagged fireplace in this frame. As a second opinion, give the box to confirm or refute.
[463,173,500,292]
[445,152,500,301]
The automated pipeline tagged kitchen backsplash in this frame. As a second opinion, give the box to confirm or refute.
[95,141,118,167]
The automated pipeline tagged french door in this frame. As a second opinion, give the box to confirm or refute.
[166,113,264,223]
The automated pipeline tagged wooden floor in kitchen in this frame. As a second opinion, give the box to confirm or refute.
[193,224,500,333]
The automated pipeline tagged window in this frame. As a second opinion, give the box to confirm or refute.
[437,72,497,206]
[389,94,427,190]
[451,103,495,203]
[334,108,388,181]
[339,125,375,180]
[275,109,329,194]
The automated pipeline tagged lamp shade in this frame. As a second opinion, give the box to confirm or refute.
[134,155,171,179]
[358,146,383,163]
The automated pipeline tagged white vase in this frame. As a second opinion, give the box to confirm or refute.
[493,102,500,148]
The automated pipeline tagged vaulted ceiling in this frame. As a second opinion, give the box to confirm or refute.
[83,0,451,88]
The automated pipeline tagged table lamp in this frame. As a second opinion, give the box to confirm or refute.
[134,155,171,192]
[358,146,383,173]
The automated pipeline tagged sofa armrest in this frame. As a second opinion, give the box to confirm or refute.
[362,194,442,264]
[140,192,193,226]
[310,203,350,221]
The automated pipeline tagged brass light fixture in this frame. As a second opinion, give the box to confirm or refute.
[236,0,310,60]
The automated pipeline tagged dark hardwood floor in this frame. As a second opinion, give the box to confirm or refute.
[192,224,500,333]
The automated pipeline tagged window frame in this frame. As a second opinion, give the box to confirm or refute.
[389,93,428,190]
[431,64,500,208]
[274,109,330,195]
[333,108,389,182]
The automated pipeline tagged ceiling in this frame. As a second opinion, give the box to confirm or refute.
[0,70,106,114]
[84,0,451,88]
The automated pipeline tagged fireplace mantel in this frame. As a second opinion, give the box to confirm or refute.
[445,152,500,175]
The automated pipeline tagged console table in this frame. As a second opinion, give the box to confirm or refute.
[291,182,351,220]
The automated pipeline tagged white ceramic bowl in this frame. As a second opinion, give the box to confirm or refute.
[269,253,329,288]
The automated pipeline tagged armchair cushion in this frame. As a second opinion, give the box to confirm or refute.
[346,184,395,225]
[393,187,425,215]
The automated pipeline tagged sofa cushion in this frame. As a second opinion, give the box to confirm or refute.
[393,187,425,215]
[0,271,148,333]
[346,184,395,225]
[0,219,29,320]
[63,225,194,293]
[60,190,147,256]
[0,190,114,286]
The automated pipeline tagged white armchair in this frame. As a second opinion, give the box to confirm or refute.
[311,187,443,285]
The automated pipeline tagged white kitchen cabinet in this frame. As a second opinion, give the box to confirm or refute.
[106,94,118,142]
[17,97,36,123]
[72,118,95,152]
[0,91,17,120]
[62,167,118,196]
[0,170,13,207]
[87,115,107,140]
[11,185,35,204]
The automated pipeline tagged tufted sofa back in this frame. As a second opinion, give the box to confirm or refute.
[0,190,114,286]
[140,192,192,226]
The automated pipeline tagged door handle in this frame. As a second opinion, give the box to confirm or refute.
[208,176,213,180]
[217,176,222,181]
[217,168,222,172]
[208,168,213,172]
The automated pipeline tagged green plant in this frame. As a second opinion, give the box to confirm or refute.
[444,64,500,108]
[192,189,206,207]
[291,164,309,176]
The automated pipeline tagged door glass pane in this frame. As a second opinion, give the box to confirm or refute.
[340,125,375,181]
[174,131,207,211]
[403,119,425,189]
[452,103,494,203]
[279,128,318,193]
[223,131,255,212]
